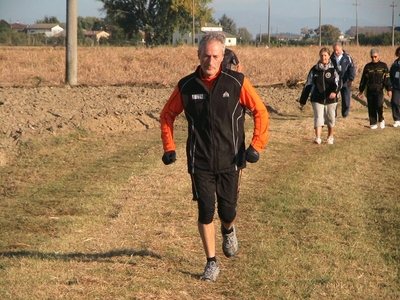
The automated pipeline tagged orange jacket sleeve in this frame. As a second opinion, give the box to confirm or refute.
[239,78,269,153]
[160,86,184,152]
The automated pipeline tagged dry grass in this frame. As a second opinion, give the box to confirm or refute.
[0,113,399,299]
[0,45,397,88]
[0,45,399,299]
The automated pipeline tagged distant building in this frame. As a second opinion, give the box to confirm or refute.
[26,23,64,37]
[10,22,28,32]
[347,26,400,37]
[82,30,110,43]
[271,33,302,41]
[172,23,237,46]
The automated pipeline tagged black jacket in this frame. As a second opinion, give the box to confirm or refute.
[389,59,400,90]
[178,67,246,174]
[359,61,392,94]
[299,60,340,105]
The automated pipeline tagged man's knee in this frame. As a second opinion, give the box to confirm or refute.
[197,196,215,224]
[218,205,236,224]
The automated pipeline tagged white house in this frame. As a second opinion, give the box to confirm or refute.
[172,23,237,46]
[26,24,64,37]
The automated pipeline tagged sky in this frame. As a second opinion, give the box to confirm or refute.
[0,0,396,37]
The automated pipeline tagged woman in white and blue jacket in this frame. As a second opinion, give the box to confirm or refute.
[389,46,400,127]
[300,47,341,145]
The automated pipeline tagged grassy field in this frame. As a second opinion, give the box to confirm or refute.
[0,45,397,88]
[0,45,400,299]
[0,108,399,299]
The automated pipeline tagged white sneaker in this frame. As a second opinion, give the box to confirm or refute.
[327,136,334,145]
[314,137,322,144]
[371,124,378,130]
[379,120,385,129]
[393,121,400,127]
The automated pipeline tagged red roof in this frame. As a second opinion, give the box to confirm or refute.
[10,23,28,30]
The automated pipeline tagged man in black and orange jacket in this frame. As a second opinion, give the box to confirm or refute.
[160,32,269,282]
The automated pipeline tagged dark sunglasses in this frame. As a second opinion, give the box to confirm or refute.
[371,55,378,58]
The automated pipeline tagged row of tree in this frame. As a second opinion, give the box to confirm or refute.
[1,0,400,47]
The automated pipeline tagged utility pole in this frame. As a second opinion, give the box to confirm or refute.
[353,0,360,46]
[259,24,262,43]
[66,0,78,85]
[267,0,271,47]
[391,1,397,47]
[318,0,321,46]
[192,0,195,45]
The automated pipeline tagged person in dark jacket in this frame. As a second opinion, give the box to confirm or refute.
[358,48,392,129]
[222,48,243,72]
[331,43,356,118]
[300,47,340,145]
[160,32,269,282]
[389,46,400,127]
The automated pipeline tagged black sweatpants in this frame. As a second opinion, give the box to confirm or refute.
[367,91,384,125]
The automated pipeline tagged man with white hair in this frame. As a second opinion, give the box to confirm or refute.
[331,42,356,118]
[160,32,269,282]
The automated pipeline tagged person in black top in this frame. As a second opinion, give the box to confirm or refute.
[299,47,340,145]
[160,32,269,282]
[389,46,400,127]
[358,48,392,129]
[222,48,243,72]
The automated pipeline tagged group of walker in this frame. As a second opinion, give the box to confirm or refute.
[300,43,400,145]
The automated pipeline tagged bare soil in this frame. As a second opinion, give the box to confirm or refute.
[0,84,372,166]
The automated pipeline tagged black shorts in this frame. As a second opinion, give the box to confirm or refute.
[191,170,242,224]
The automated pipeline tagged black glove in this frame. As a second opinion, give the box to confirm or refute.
[162,151,176,165]
[245,145,259,163]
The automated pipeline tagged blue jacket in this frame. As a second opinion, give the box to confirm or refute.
[330,50,356,84]
[390,59,400,90]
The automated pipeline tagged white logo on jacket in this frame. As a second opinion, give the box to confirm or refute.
[192,94,205,100]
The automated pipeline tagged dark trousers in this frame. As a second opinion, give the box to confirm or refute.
[391,89,400,121]
[367,91,384,125]
[340,84,352,117]
[191,170,240,224]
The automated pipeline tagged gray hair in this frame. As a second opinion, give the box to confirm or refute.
[332,42,342,49]
[370,48,379,55]
[198,32,226,54]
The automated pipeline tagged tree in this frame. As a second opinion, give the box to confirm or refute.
[359,32,398,46]
[314,24,341,45]
[99,0,213,46]
[301,27,315,39]
[78,16,106,31]
[36,16,60,24]
[237,27,252,44]
[218,14,237,35]
[0,20,11,33]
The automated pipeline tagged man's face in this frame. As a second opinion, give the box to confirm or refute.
[371,53,379,62]
[198,40,224,78]
[333,45,342,57]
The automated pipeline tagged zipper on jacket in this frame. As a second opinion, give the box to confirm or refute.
[323,70,326,104]
[208,87,216,173]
